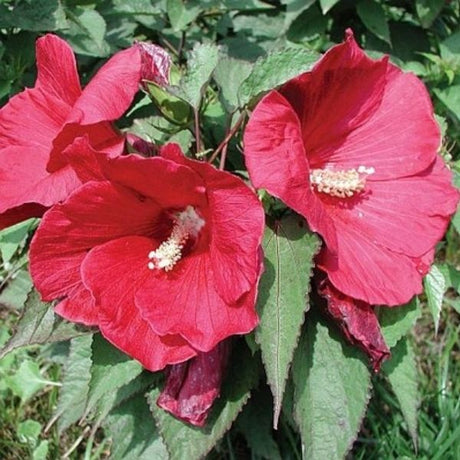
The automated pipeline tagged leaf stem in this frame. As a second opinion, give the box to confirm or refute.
[208,111,246,165]
[194,107,202,155]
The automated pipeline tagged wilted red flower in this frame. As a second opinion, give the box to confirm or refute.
[157,340,231,426]
[29,141,264,371]
[318,278,390,371]
[0,34,144,229]
[244,30,459,308]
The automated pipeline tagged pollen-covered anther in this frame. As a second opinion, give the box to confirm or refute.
[310,168,369,198]
[148,206,205,272]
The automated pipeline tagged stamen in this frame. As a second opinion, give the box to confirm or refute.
[148,206,205,272]
[310,166,374,198]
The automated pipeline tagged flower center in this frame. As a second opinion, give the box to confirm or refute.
[310,166,374,198]
[148,206,205,272]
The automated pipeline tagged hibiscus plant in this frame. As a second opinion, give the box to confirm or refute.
[0,1,459,459]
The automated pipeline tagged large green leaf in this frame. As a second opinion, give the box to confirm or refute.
[416,0,445,28]
[424,264,446,334]
[0,289,87,360]
[0,0,67,31]
[55,335,94,433]
[292,314,371,460]
[377,298,421,348]
[0,218,35,264]
[213,55,253,112]
[434,85,460,122]
[148,342,258,460]
[166,0,201,32]
[83,334,143,419]
[0,269,33,311]
[104,394,168,460]
[235,386,282,460]
[382,337,419,446]
[281,0,317,29]
[64,7,110,57]
[357,0,391,45]
[319,0,340,14]
[175,42,219,109]
[256,214,320,427]
[238,47,319,106]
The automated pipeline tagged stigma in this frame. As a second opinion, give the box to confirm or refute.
[310,166,374,198]
[148,206,205,272]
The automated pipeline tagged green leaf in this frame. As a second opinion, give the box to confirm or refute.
[65,7,110,57]
[4,360,54,403]
[282,0,317,29]
[84,334,143,419]
[235,386,282,460]
[434,85,460,122]
[166,0,201,31]
[17,419,42,446]
[148,342,258,460]
[424,264,446,334]
[377,298,421,348]
[0,289,87,360]
[0,218,34,264]
[256,214,320,427]
[0,0,67,31]
[176,42,220,109]
[357,0,391,45]
[145,83,193,125]
[319,0,340,14]
[292,313,371,460]
[238,47,319,106]
[382,337,419,446]
[213,56,253,112]
[0,269,33,311]
[104,393,168,460]
[416,0,445,28]
[55,335,94,433]
[32,440,49,460]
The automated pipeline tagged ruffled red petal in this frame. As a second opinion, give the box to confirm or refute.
[81,236,197,371]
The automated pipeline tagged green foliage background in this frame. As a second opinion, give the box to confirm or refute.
[0,1,459,459]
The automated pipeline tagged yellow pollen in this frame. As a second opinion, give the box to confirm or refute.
[310,167,373,198]
[148,206,205,272]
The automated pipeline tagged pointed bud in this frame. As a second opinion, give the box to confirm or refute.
[137,42,171,88]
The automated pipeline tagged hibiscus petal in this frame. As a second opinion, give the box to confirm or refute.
[54,284,98,326]
[157,340,230,426]
[319,279,390,372]
[81,236,197,371]
[68,46,142,126]
[0,87,70,150]
[0,146,80,213]
[135,252,259,352]
[35,34,81,106]
[160,149,264,303]
[100,153,208,210]
[244,90,338,251]
[0,203,46,231]
[279,29,388,156]
[29,181,162,315]
[317,65,439,179]
[326,156,459,258]
[318,224,425,305]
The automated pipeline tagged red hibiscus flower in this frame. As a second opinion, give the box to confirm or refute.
[29,141,264,371]
[244,29,458,306]
[0,34,145,229]
[243,30,458,368]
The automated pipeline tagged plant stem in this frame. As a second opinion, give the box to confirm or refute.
[208,111,246,165]
[194,107,202,155]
